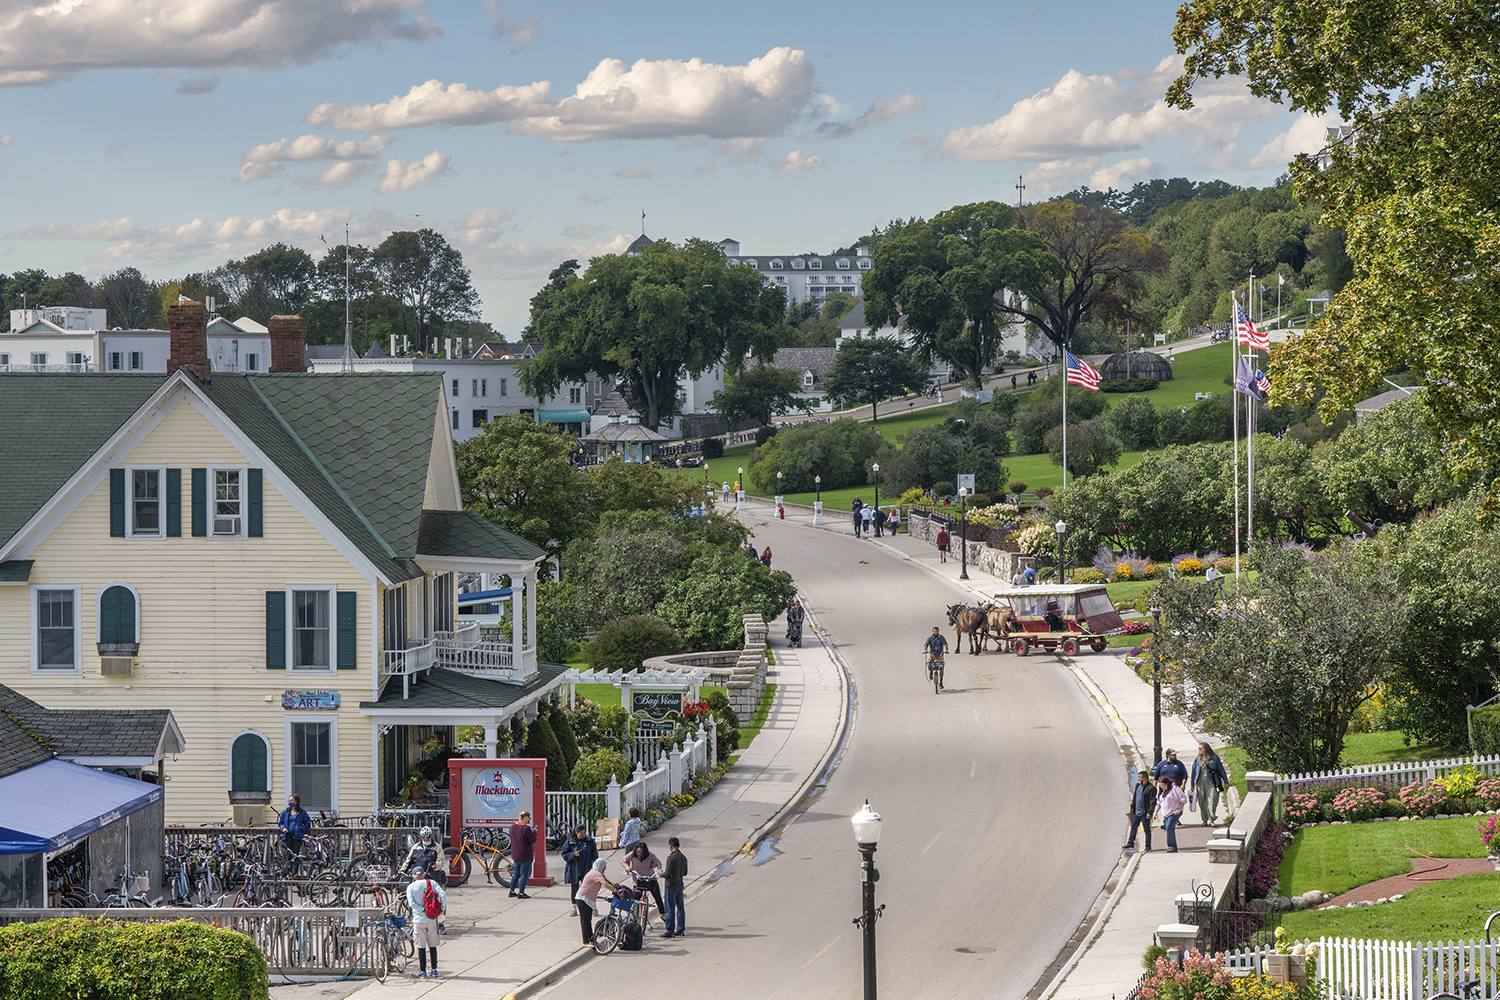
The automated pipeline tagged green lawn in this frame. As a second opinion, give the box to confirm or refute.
[570,682,727,709]
[1340,730,1451,766]
[1221,745,1250,802]
[1279,872,1500,942]
[1278,816,1488,898]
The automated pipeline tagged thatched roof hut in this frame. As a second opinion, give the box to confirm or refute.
[1099,351,1173,381]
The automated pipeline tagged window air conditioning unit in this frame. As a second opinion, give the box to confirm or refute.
[101,656,135,677]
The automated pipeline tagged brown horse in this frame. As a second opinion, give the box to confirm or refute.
[946,603,987,654]
[975,604,1015,650]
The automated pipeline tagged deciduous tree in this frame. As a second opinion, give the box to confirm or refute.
[456,416,587,566]
[374,229,481,347]
[819,337,928,422]
[710,364,814,426]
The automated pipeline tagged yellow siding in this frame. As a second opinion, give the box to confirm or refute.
[0,396,382,823]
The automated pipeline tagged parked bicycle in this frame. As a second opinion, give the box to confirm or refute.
[593,882,652,955]
[444,831,513,887]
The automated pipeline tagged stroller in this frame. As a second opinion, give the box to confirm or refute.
[786,619,802,648]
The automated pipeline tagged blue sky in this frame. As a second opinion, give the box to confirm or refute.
[0,0,1335,332]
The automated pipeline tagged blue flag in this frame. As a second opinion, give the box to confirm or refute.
[1233,355,1264,401]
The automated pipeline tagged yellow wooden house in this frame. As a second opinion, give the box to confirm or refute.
[0,304,567,824]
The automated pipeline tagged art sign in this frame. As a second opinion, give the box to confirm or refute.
[630,689,685,721]
[282,690,340,711]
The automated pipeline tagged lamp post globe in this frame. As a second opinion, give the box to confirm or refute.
[851,800,884,1000]
[1054,519,1067,584]
[872,463,880,520]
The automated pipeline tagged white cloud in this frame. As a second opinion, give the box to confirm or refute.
[562,223,604,238]
[306,78,554,131]
[460,209,514,245]
[463,232,634,281]
[713,137,763,164]
[768,149,824,173]
[377,151,450,192]
[942,55,1281,164]
[1090,156,1158,191]
[307,47,817,141]
[1250,112,1342,170]
[0,0,439,87]
[8,209,352,263]
[0,134,11,147]
[175,73,218,95]
[296,161,378,190]
[237,134,392,183]
[612,165,652,179]
[816,93,921,139]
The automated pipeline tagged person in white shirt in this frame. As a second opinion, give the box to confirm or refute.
[1157,777,1188,853]
[405,865,447,979]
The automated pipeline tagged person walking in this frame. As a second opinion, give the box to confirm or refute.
[662,837,687,938]
[861,505,874,537]
[935,526,950,563]
[1124,768,1157,853]
[1158,776,1187,852]
[851,505,863,538]
[888,507,900,534]
[1191,743,1229,827]
[760,546,772,568]
[1152,748,1189,790]
[277,793,311,872]
[508,810,538,898]
[561,824,599,916]
[1011,564,1027,587]
[746,541,761,560]
[873,506,886,537]
[722,481,731,502]
[623,841,666,917]
[1011,374,1018,389]
[405,865,446,978]
[575,858,613,946]
[620,806,643,850]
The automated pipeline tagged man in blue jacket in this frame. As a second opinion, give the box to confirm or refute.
[278,793,312,871]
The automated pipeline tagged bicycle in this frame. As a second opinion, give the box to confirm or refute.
[103,867,154,908]
[927,654,944,694]
[444,831,514,887]
[593,883,652,955]
[1429,979,1483,1000]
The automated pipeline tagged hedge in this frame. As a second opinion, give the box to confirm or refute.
[1472,704,1500,756]
[1099,378,1160,393]
[0,918,268,1000]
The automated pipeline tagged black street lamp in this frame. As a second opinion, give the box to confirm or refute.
[815,475,822,504]
[1054,519,1067,584]
[872,462,880,528]
[1152,610,1163,767]
[851,801,884,1000]
[958,487,970,580]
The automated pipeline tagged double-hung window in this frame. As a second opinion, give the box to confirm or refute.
[212,468,243,537]
[245,353,260,372]
[570,387,582,405]
[480,379,487,397]
[129,352,143,370]
[110,352,123,371]
[290,588,334,671]
[472,379,479,397]
[33,585,82,672]
[288,719,335,812]
[499,378,507,396]
[128,466,166,537]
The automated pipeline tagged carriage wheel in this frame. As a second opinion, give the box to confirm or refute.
[1091,640,1107,653]
[1061,638,1079,656]
[1014,639,1028,657]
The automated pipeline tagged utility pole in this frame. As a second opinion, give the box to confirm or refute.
[1015,175,1026,210]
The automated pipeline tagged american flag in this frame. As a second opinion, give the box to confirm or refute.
[1254,369,1271,394]
[1065,350,1101,391]
[1234,297,1269,350]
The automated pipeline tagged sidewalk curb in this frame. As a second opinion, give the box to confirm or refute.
[1032,852,1143,1000]
[502,945,596,1000]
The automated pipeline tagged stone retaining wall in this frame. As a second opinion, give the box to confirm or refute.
[641,615,768,721]
[906,513,1036,584]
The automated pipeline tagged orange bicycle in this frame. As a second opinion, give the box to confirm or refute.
[444,831,513,887]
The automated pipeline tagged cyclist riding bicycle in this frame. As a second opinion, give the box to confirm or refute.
[923,627,949,690]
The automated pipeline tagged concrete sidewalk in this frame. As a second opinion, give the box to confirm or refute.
[743,497,1233,999]
[278,602,846,1000]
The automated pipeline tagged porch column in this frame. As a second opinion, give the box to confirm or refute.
[483,721,498,758]
[510,579,520,654]
[525,567,538,661]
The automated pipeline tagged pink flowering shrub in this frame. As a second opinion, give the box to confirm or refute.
[1137,949,1234,1000]
[1477,778,1500,808]
[1399,779,1449,818]
[1332,786,1386,822]
[1283,793,1322,827]
[1479,817,1500,853]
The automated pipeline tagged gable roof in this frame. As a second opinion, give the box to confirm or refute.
[0,371,526,584]
[0,684,183,778]
[772,348,838,378]
[418,509,545,562]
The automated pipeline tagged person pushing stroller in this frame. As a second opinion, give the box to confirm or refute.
[785,599,805,647]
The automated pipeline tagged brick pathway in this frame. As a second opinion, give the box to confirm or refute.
[1322,857,1497,907]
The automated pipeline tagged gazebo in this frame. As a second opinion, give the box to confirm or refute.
[1099,351,1174,381]
[582,413,667,463]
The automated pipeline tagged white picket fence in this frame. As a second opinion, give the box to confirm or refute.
[546,720,719,837]
[1225,938,1500,1000]
[1274,754,1500,803]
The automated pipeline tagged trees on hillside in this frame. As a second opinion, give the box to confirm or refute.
[1169,0,1500,515]
[521,239,783,430]
[820,337,929,421]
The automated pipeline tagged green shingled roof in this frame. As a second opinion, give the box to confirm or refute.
[1,370,539,585]
[359,662,567,711]
[0,561,34,583]
[418,509,546,562]
[0,374,163,551]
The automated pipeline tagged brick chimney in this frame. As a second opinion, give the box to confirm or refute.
[167,300,209,381]
[268,315,306,374]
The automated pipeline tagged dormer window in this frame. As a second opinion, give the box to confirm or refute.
[791,259,806,269]
[803,372,815,387]
[858,259,872,270]
[770,259,783,269]
[809,259,822,269]
[745,259,758,269]
[837,259,851,269]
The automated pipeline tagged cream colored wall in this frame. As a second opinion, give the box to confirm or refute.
[0,396,382,824]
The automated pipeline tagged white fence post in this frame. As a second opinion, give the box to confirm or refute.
[708,717,718,768]
[669,743,684,793]
[606,776,621,821]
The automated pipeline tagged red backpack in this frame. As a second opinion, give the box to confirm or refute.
[422,879,442,920]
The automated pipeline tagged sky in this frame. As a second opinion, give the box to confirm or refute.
[0,0,1338,333]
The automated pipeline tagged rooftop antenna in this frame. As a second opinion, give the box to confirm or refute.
[1015,175,1026,209]
[641,208,646,236]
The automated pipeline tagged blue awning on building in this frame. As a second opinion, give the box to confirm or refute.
[538,409,591,424]
[0,758,163,855]
[457,587,512,605]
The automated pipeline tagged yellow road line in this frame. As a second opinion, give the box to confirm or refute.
[922,831,943,855]
[970,761,976,779]
[803,934,843,968]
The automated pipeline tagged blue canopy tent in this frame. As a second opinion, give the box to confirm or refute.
[458,587,512,617]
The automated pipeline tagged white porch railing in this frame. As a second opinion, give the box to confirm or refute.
[435,621,480,647]
[380,639,437,699]
[436,636,537,685]
[1225,938,1500,1000]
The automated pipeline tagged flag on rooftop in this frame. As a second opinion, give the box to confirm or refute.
[1234,296,1269,350]
[1065,350,1101,391]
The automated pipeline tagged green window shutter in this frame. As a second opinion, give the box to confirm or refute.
[166,468,182,537]
[231,734,268,792]
[336,591,357,669]
[100,586,137,644]
[109,469,125,537]
[191,468,207,537]
[266,591,285,669]
[248,468,263,537]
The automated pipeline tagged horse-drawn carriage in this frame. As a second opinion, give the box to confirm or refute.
[948,583,1126,657]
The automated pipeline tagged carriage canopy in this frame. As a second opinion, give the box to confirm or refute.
[991,584,1124,633]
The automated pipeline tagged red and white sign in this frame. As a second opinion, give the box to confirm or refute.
[447,756,550,883]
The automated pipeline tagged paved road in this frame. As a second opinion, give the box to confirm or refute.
[539,516,1122,1000]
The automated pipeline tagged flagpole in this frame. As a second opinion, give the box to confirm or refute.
[1231,293,1241,581]
[1061,342,1068,491]
[1246,272,1255,550]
